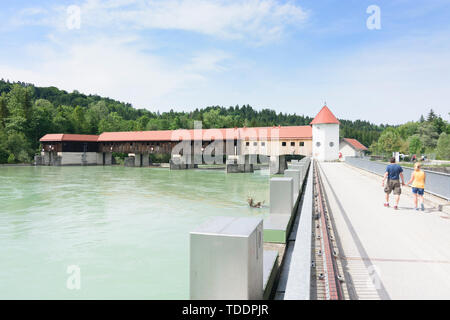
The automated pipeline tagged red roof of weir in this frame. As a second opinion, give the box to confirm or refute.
[343,138,368,151]
[97,126,312,142]
[40,134,99,142]
[310,106,340,125]
[39,126,313,143]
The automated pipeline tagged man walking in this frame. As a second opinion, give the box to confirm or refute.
[382,157,405,210]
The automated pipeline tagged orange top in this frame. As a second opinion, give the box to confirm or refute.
[411,170,425,189]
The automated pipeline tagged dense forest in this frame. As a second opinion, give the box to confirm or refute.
[0,79,448,163]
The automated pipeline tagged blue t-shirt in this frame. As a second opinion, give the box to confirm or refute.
[386,164,403,180]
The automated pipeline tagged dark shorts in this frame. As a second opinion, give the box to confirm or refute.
[384,179,401,195]
[412,187,424,195]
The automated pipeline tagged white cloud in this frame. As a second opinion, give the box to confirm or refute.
[9,0,308,43]
[0,37,229,109]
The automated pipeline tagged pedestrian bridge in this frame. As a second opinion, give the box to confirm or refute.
[188,158,450,300]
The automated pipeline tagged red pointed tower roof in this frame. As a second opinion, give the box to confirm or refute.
[310,105,340,125]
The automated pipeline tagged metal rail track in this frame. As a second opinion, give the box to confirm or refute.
[311,160,349,300]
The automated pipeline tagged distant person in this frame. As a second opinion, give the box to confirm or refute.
[411,154,417,162]
[407,162,426,211]
[382,157,405,210]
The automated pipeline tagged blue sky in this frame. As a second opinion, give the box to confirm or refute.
[1,0,449,124]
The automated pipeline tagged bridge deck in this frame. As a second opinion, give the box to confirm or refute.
[319,162,450,300]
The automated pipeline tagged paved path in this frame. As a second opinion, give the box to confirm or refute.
[319,162,450,300]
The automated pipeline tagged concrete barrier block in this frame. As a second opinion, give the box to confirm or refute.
[190,216,263,300]
[263,214,292,243]
[284,169,300,204]
[270,177,293,215]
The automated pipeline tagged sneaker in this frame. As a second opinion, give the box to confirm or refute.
[415,207,419,211]
[384,203,389,207]
[394,205,398,210]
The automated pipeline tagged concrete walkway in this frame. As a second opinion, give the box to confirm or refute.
[319,162,450,300]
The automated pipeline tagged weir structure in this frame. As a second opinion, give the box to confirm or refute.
[37,105,366,171]
[37,125,313,171]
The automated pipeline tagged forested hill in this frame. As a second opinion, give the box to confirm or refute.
[0,79,385,163]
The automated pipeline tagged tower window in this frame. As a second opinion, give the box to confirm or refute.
[253,142,258,146]
[261,142,265,147]
[329,142,334,147]
[299,142,305,147]
[246,141,250,147]
[316,142,321,147]
[282,142,287,147]
[290,142,295,147]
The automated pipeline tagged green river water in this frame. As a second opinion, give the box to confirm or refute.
[0,166,270,299]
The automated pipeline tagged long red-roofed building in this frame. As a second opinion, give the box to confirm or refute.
[38,105,367,166]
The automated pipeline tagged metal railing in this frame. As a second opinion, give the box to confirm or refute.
[346,157,450,201]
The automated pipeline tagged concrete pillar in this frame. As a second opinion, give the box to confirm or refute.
[226,155,253,173]
[124,156,135,167]
[104,152,112,165]
[190,216,263,300]
[289,163,305,183]
[270,155,287,175]
[135,153,142,167]
[96,153,103,165]
[43,152,50,165]
[142,153,149,167]
[170,154,186,170]
[284,169,300,204]
[270,177,293,215]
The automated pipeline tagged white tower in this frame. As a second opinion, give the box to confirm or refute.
[311,105,340,161]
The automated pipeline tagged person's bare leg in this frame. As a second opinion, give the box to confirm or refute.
[395,194,400,207]
[419,195,424,210]
[413,193,418,209]
[385,193,389,205]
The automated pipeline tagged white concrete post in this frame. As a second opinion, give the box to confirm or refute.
[284,169,300,203]
[190,216,263,300]
[270,177,293,215]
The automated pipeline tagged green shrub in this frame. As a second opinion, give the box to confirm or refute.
[7,153,15,164]
[149,153,171,163]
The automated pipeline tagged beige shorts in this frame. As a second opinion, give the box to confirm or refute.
[384,179,401,195]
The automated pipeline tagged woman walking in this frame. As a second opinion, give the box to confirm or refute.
[407,162,426,211]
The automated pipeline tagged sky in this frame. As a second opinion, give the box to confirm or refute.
[0,0,449,125]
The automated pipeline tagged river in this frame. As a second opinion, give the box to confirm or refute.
[0,166,269,299]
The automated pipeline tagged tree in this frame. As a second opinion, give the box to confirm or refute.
[0,93,8,128]
[427,109,437,122]
[436,133,450,160]
[397,122,419,140]
[417,122,439,151]
[376,129,404,155]
[408,135,422,155]
[71,106,88,134]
